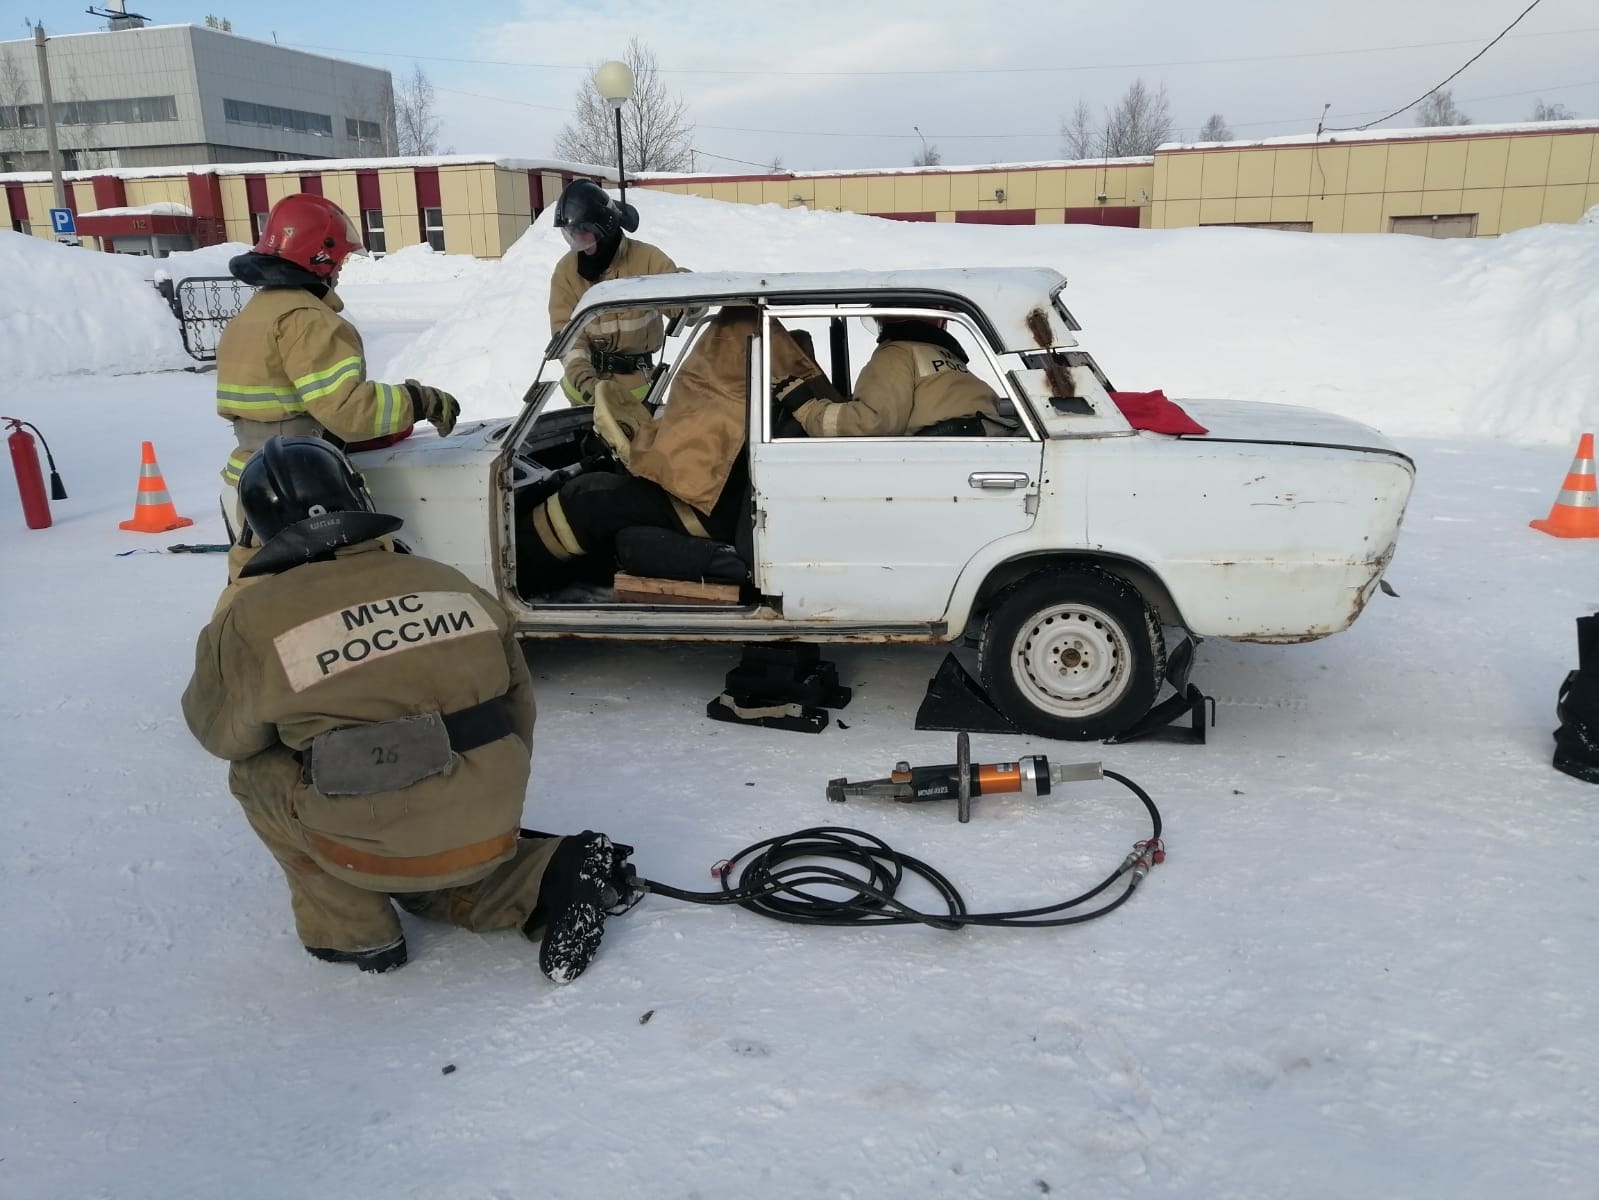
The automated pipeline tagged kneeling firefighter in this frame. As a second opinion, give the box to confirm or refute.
[181,436,638,982]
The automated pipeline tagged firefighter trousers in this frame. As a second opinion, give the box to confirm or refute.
[228,747,560,954]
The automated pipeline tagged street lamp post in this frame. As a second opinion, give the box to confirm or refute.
[594,60,635,208]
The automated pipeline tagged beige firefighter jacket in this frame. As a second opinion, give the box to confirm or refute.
[182,539,536,893]
[214,287,420,485]
[548,236,681,404]
[612,308,834,519]
[795,336,999,437]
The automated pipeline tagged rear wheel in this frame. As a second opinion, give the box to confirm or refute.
[978,567,1164,740]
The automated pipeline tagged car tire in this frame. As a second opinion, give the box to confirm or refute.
[978,566,1164,740]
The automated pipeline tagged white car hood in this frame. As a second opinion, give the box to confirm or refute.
[1176,398,1408,458]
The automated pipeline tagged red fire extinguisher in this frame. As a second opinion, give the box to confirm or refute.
[5,417,68,531]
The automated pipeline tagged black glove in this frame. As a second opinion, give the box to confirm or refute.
[404,379,460,437]
[773,375,826,417]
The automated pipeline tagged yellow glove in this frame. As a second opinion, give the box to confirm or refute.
[404,379,460,437]
[591,379,651,469]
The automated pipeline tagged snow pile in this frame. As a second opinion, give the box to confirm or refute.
[389,189,1599,444]
[10,191,1599,443]
[0,230,191,378]
[338,241,495,284]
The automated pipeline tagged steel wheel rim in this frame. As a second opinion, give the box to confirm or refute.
[1011,601,1131,718]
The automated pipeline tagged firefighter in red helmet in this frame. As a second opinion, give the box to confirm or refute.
[213,192,460,597]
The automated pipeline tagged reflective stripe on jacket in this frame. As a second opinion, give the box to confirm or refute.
[181,540,537,891]
[797,340,1000,437]
[548,236,681,402]
[214,287,415,483]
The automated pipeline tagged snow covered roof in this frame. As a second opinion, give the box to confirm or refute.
[1160,116,1599,153]
[575,266,1079,352]
[0,154,616,187]
[79,202,192,218]
[642,156,1155,183]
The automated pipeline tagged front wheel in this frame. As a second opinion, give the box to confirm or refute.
[978,567,1164,740]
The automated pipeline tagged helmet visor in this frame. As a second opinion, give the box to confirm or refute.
[562,226,598,253]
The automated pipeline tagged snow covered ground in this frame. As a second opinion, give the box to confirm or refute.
[2,201,1598,1199]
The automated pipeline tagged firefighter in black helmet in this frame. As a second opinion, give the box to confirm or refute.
[181,435,640,982]
[549,179,684,406]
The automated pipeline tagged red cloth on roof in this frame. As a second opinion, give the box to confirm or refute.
[1108,390,1208,436]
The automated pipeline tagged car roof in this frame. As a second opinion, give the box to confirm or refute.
[572,266,1080,352]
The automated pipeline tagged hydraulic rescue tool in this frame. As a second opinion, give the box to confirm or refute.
[827,732,1103,822]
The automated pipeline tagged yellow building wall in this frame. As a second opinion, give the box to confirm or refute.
[124,177,188,207]
[1272,149,1313,197]
[1505,135,1552,186]
[814,177,842,211]
[1163,154,1202,200]
[1499,188,1545,232]
[922,174,951,211]
[1547,133,1594,185]
[1342,193,1383,233]
[321,172,361,222]
[1463,138,1510,188]
[1034,169,1065,208]
[263,174,299,206]
[888,175,920,212]
[864,176,895,213]
[1461,187,1504,236]
[219,176,251,243]
[379,169,420,248]
[1345,144,1388,195]
[1200,151,1239,198]
[1233,195,1272,224]
[1003,171,1037,210]
[1422,140,1469,192]
[22,183,56,236]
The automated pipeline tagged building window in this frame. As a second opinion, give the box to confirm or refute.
[345,117,382,142]
[363,209,386,257]
[1389,213,1478,239]
[30,96,178,126]
[422,206,445,252]
[223,98,333,137]
[12,219,30,236]
[249,211,270,241]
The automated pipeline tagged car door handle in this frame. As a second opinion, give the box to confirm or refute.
[968,471,1031,490]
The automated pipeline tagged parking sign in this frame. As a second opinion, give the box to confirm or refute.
[50,208,76,235]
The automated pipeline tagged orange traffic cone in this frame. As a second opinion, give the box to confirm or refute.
[118,441,193,534]
[1531,433,1599,538]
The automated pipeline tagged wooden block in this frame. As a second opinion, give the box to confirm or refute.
[613,572,742,606]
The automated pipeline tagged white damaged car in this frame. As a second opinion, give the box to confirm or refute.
[355,266,1414,740]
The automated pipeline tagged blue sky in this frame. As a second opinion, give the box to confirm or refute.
[7,0,1598,170]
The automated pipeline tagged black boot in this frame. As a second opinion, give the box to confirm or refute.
[525,832,617,983]
[305,935,408,974]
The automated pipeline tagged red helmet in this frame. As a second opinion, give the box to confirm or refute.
[253,193,365,278]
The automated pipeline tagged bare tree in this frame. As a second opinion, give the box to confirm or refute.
[0,44,34,171]
[911,142,941,167]
[766,153,785,172]
[346,78,397,156]
[1531,99,1576,121]
[203,15,234,31]
[1059,98,1097,159]
[1101,79,1173,156]
[1060,80,1172,159]
[1413,89,1470,127]
[394,62,441,156]
[1198,112,1233,141]
[553,37,693,172]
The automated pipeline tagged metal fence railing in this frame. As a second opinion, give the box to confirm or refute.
[154,275,256,363]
